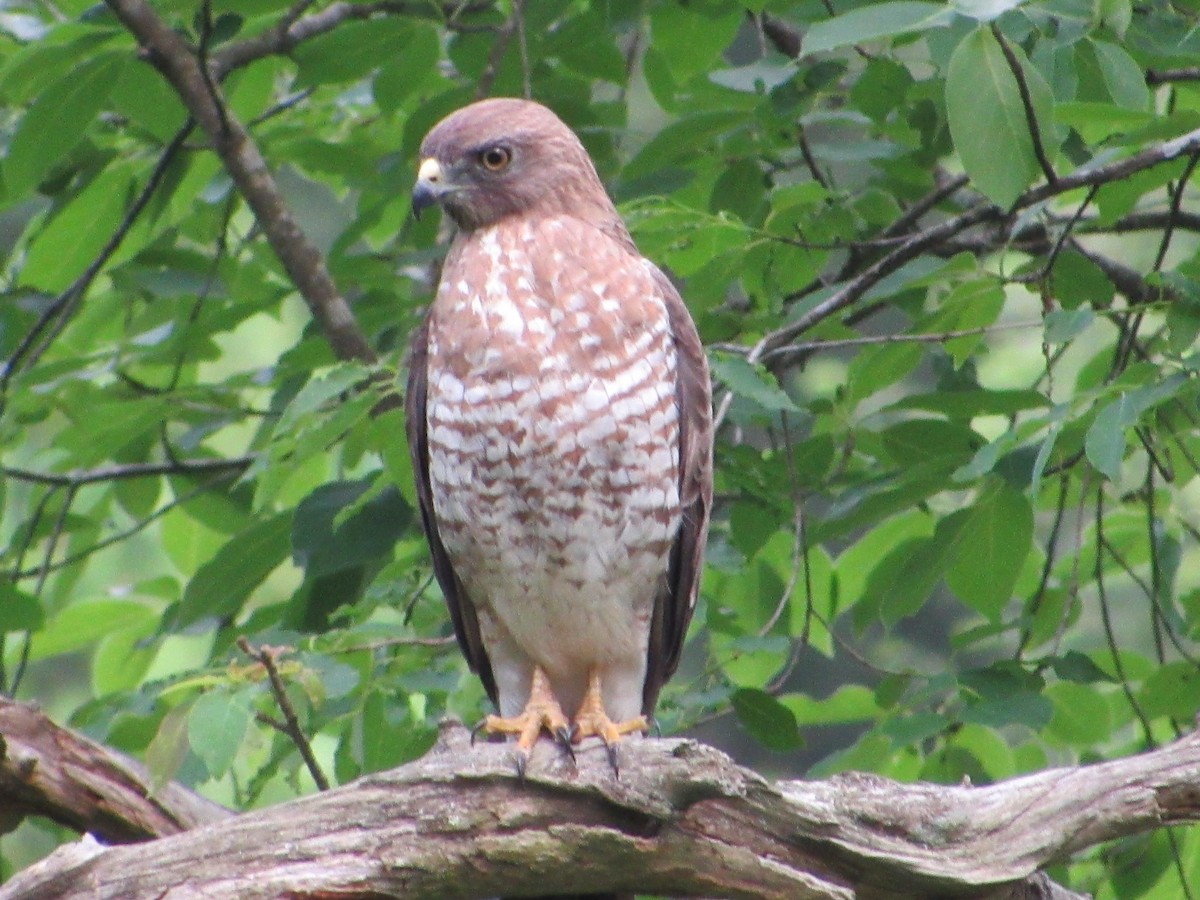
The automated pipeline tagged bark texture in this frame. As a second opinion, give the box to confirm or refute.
[4,715,1199,899]
[0,697,229,842]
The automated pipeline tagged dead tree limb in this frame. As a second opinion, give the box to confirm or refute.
[5,719,1200,900]
[0,697,229,843]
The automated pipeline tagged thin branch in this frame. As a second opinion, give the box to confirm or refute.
[1147,67,1200,86]
[2,456,254,488]
[1095,488,1157,746]
[0,121,196,405]
[235,638,330,792]
[475,1,520,99]
[760,12,802,58]
[1089,209,1200,234]
[10,484,76,695]
[991,24,1057,187]
[211,1,495,77]
[105,0,376,364]
[1152,148,1200,273]
[880,172,970,239]
[8,471,238,580]
[797,124,830,189]
[328,635,457,654]
[744,319,1042,367]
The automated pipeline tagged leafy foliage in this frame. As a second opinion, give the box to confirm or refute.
[1,0,1199,894]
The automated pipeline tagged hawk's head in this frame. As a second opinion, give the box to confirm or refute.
[412,98,615,232]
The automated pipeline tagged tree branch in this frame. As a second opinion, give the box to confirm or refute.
[104,0,377,365]
[1,456,254,488]
[0,121,195,403]
[211,0,495,76]
[720,122,1200,418]
[7,719,1200,899]
[1147,67,1200,85]
[991,24,1056,187]
[0,697,229,843]
[235,638,330,792]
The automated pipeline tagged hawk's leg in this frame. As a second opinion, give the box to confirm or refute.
[482,665,573,775]
[571,667,649,774]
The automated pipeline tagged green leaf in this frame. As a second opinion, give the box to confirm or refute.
[780,685,881,725]
[292,479,411,579]
[861,523,961,628]
[293,18,411,86]
[1082,376,1185,483]
[92,626,156,696]
[146,705,191,795]
[1138,662,1200,720]
[946,27,1056,207]
[1043,308,1095,344]
[55,396,168,466]
[373,25,441,113]
[1047,651,1114,683]
[174,511,294,628]
[1085,393,1135,480]
[1090,39,1149,110]
[880,419,980,468]
[0,581,45,632]
[4,50,127,197]
[187,690,252,780]
[360,689,435,772]
[709,353,800,414]
[731,687,802,752]
[30,600,157,661]
[804,2,953,54]
[946,484,1033,621]
[649,2,742,83]
[20,165,136,293]
[1093,0,1133,37]
[1045,682,1111,745]
[275,364,372,436]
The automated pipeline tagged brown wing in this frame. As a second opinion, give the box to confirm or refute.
[642,269,713,715]
[405,314,499,705]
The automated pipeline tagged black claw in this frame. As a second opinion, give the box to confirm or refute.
[604,740,621,778]
[470,719,489,746]
[553,725,577,762]
[515,750,528,780]
[646,715,662,737]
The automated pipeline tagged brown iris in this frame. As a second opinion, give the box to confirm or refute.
[479,145,512,171]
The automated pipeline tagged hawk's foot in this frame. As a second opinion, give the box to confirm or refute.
[571,668,648,776]
[482,665,572,775]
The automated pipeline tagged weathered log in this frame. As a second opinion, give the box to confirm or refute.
[6,717,1198,899]
[0,696,229,843]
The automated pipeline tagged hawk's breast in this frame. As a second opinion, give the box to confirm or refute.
[424,218,682,685]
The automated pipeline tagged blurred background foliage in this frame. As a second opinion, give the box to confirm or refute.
[2,0,1200,895]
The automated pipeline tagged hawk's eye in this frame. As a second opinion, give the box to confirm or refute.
[479,146,512,171]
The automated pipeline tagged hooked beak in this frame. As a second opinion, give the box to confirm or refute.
[412,157,450,220]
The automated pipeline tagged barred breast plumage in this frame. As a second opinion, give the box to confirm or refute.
[405,97,712,770]
[425,217,680,722]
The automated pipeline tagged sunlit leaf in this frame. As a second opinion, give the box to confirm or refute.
[187,690,252,781]
[804,2,953,54]
[946,27,1056,206]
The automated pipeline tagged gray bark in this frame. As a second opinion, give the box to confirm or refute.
[6,718,1199,899]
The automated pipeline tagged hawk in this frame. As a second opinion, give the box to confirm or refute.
[406,98,712,770]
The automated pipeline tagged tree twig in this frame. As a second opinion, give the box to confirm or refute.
[1,456,254,488]
[0,120,196,405]
[235,638,330,792]
[105,0,376,365]
[991,24,1056,187]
